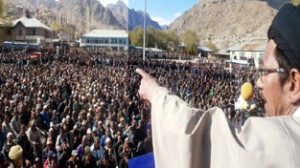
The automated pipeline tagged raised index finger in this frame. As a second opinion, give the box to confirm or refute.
[135,68,147,78]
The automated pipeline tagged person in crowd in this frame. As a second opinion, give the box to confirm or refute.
[90,137,103,166]
[8,145,23,168]
[98,152,116,168]
[40,105,51,131]
[66,150,80,168]
[143,129,153,153]
[69,127,81,150]
[100,129,113,148]
[81,146,96,168]
[9,111,21,137]
[42,138,54,164]
[0,122,7,151]
[55,129,69,152]
[76,135,87,159]
[43,151,58,168]
[104,138,117,166]
[118,153,129,168]
[14,124,34,166]
[2,132,16,161]
[2,113,13,136]
[26,120,44,158]
[118,137,133,160]
[57,138,70,168]
[86,128,94,146]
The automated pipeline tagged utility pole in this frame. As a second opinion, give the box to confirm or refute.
[143,0,147,61]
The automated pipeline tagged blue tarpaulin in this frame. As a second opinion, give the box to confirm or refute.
[128,152,155,168]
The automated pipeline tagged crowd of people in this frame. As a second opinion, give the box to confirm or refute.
[0,47,262,168]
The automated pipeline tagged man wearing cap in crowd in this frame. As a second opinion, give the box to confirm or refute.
[136,2,300,168]
[66,150,80,168]
[42,138,54,164]
[40,105,51,131]
[2,132,16,160]
[8,145,23,168]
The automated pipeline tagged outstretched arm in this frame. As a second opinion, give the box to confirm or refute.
[135,68,160,103]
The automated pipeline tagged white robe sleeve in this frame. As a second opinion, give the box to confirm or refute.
[151,87,300,168]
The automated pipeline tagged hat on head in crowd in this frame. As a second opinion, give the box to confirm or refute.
[50,122,54,128]
[71,150,78,156]
[7,132,13,139]
[87,128,92,134]
[46,138,53,145]
[268,3,300,70]
[34,157,40,163]
[8,145,23,160]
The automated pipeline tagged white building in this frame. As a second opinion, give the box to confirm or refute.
[228,39,267,60]
[80,29,128,51]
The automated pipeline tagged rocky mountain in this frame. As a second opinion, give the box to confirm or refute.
[54,0,123,32]
[4,0,288,45]
[106,1,129,30]
[107,0,161,30]
[168,0,287,49]
[4,0,123,36]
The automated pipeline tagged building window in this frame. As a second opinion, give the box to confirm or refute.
[19,29,22,36]
[33,29,36,35]
[111,38,117,44]
[6,29,12,35]
[97,38,109,44]
[118,38,127,44]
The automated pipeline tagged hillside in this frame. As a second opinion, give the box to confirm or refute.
[168,0,280,49]
[4,0,123,36]
[107,0,161,30]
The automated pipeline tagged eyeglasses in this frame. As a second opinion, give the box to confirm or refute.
[256,67,287,81]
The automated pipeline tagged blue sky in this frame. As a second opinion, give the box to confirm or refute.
[98,0,198,25]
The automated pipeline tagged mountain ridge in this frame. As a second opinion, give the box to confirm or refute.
[168,0,287,49]
[107,0,161,30]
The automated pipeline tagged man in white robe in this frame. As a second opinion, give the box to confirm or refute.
[136,3,300,168]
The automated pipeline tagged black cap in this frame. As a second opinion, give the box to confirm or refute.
[268,3,300,70]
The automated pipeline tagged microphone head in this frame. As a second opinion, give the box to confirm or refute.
[241,82,253,101]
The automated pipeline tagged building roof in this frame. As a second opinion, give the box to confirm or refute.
[83,29,128,38]
[12,17,52,31]
[198,46,212,52]
[228,39,268,52]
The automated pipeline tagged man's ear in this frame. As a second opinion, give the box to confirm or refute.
[288,68,300,104]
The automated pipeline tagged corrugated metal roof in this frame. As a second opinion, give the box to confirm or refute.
[12,17,52,31]
[229,39,267,51]
[83,29,128,38]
